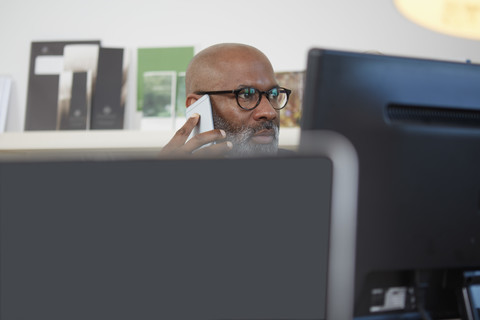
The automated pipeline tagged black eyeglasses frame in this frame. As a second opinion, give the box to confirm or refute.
[194,87,292,111]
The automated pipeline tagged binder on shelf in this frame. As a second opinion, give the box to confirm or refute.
[90,47,128,130]
[57,44,99,130]
[25,40,101,131]
[57,71,92,130]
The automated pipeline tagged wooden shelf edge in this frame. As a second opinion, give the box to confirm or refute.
[0,127,300,152]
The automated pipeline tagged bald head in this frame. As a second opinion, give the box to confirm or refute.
[185,43,275,95]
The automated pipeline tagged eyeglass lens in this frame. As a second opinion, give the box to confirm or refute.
[237,87,288,110]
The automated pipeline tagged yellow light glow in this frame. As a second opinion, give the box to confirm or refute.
[394,0,480,40]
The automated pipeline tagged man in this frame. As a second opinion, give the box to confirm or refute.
[160,43,291,158]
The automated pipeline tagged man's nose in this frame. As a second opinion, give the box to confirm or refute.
[252,95,278,121]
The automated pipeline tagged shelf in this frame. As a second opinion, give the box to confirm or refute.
[0,127,300,161]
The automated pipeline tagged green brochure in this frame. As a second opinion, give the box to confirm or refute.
[137,47,194,130]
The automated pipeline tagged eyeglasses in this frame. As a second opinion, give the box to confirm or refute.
[195,87,292,111]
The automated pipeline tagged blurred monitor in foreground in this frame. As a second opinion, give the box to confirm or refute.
[0,148,358,320]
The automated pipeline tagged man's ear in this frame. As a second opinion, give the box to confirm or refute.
[186,94,202,108]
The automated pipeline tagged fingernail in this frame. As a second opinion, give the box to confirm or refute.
[220,129,226,138]
[226,141,233,149]
[190,113,200,119]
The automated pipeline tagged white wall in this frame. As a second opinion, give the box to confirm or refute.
[1,0,480,131]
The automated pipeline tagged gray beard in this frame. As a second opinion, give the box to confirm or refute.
[212,110,279,157]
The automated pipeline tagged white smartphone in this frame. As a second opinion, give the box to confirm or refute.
[185,94,215,144]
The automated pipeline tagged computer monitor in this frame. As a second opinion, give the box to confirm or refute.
[300,48,480,319]
[0,151,357,320]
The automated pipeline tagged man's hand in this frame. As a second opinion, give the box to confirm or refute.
[159,113,232,158]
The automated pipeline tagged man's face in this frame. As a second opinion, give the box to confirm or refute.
[207,52,281,157]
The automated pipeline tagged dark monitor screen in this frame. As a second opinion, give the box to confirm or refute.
[0,155,335,320]
[301,48,480,319]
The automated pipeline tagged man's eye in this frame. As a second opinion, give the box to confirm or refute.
[269,88,279,99]
[238,88,257,100]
